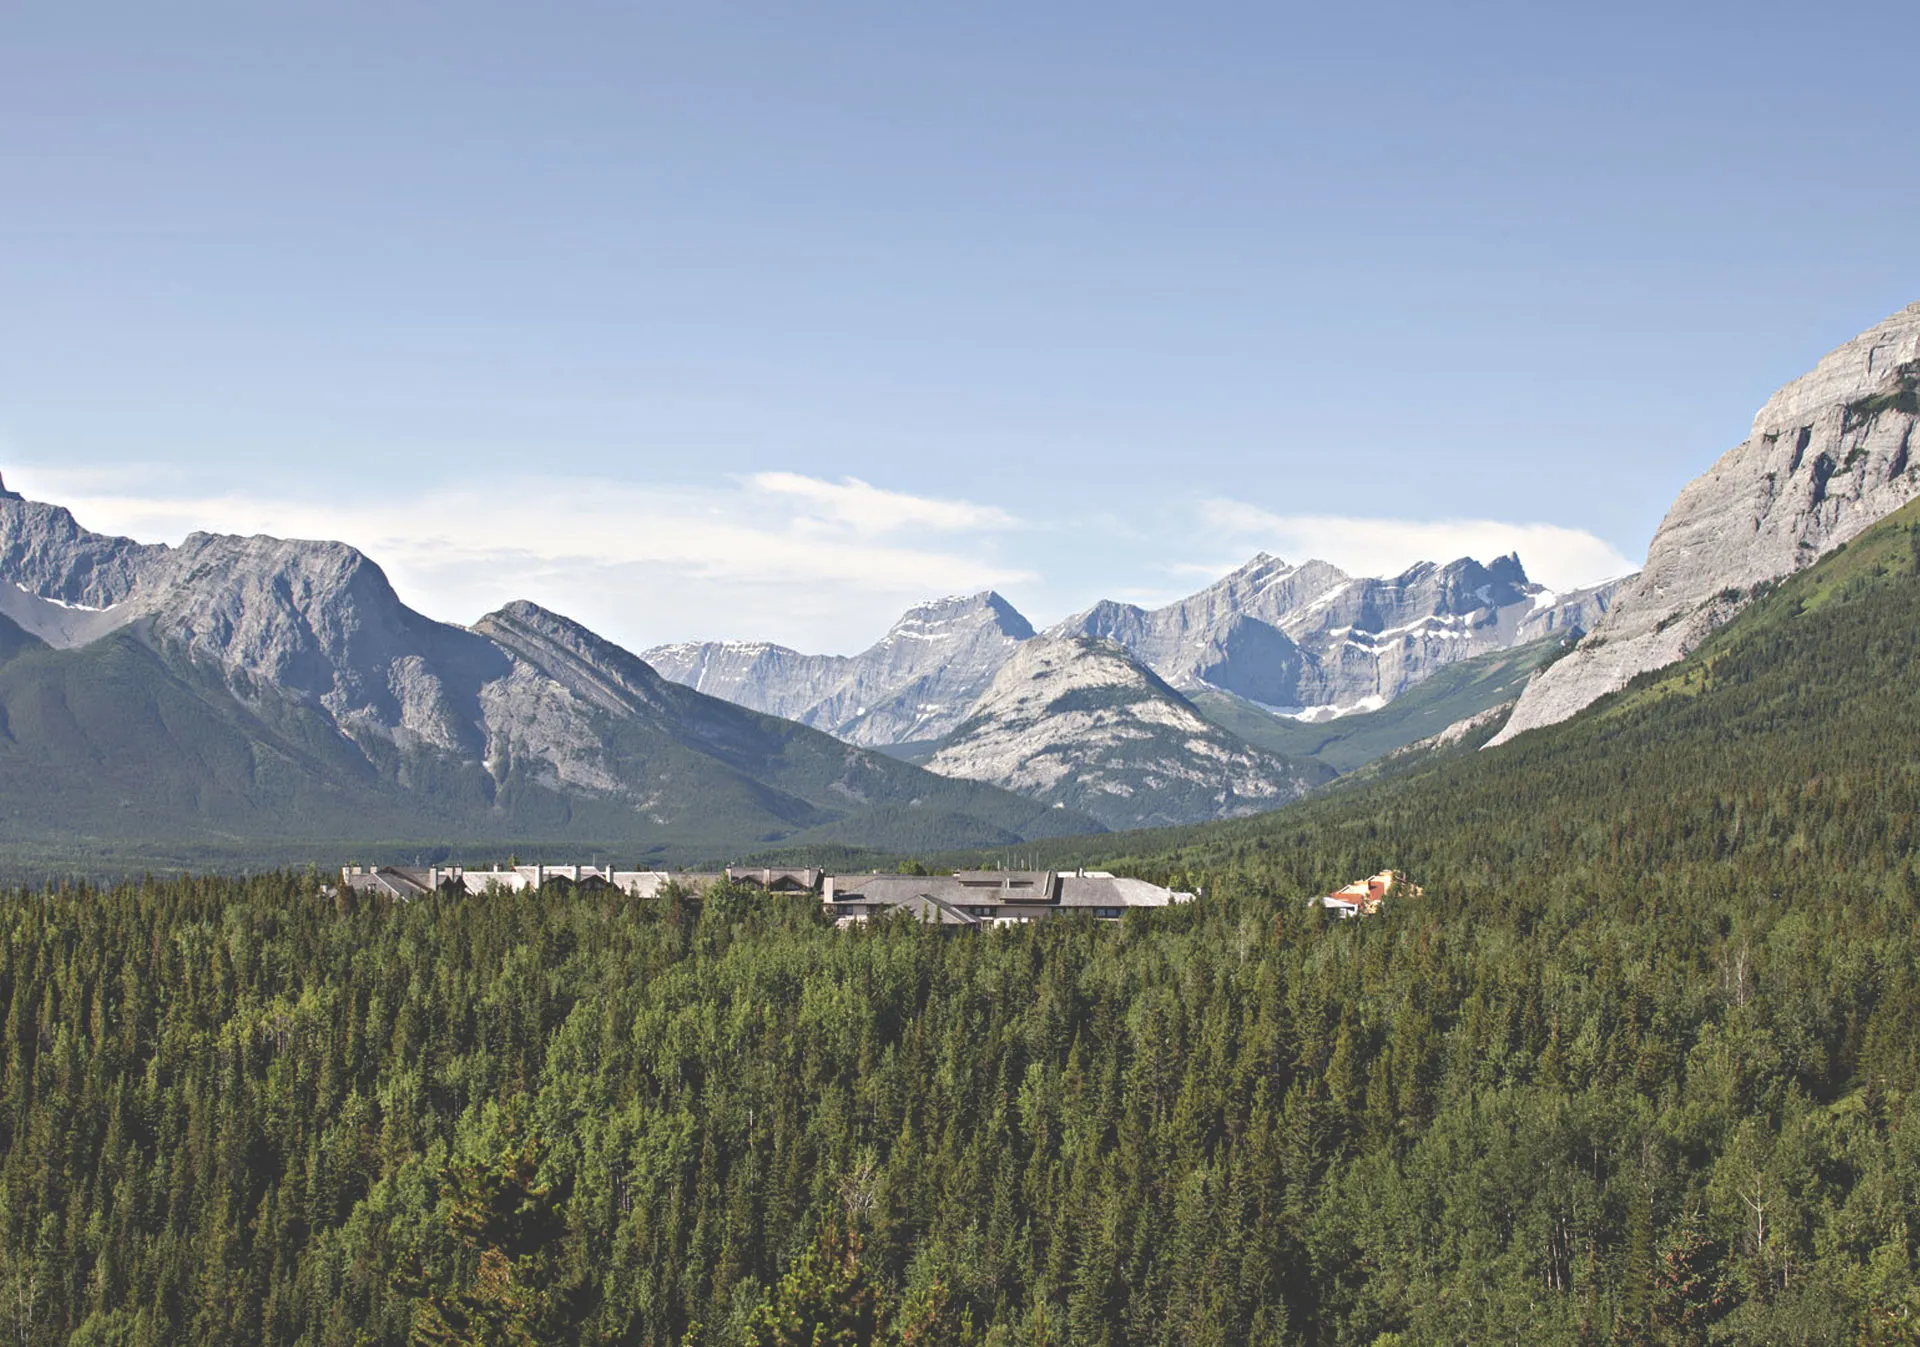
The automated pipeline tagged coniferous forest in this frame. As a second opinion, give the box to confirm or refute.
[7,511,1920,1345]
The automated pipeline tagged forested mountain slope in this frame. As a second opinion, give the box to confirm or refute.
[1186,634,1561,773]
[0,613,1100,872]
[1,503,1918,1343]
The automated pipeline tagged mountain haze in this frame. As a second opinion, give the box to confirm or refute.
[644,591,1033,747]
[646,551,1624,789]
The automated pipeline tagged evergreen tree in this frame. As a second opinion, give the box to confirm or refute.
[1649,1222,1731,1346]
[744,1219,879,1347]
[412,1134,572,1347]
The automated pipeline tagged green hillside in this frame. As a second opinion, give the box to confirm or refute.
[1188,634,1561,773]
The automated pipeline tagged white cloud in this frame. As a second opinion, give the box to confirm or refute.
[1196,499,1639,592]
[747,473,1020,533]
[7,467,1035,654]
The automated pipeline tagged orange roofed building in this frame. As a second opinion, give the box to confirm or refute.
[1314,870,1424,919]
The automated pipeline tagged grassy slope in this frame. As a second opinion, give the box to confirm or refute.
[1188,634,1561,772]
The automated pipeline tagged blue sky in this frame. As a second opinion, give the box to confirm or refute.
[3,2,1916,652]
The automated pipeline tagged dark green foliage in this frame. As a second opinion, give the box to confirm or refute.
[1647,1222,1731,1344]
[893,1277,975,1347]
[411,1130,577,1346]
[4,503,1920,1341]
[744,1219,879,1347]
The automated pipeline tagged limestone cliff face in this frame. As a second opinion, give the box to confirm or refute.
[1491,301,1920,746]
[925,637,1328,829]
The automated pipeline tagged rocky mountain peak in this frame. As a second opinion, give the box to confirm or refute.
[0,489,164,610]
[883,590,1035,642]
[925,635,1326,829]
[1484,552,1529,588]
[478,599,672,693]
[1492,300,1920,746]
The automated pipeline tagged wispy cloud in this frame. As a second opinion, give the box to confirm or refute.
[7,467,1035,654]
[748,473,1020,533]
[1197,499,1638,592]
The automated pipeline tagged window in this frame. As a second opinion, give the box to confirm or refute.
[1095,907,1122,919]
[970,906,996,917]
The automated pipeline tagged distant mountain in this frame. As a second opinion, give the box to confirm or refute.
[1493,299,1920,745]
[1049,553,1618,715]
[0,488,1102,869]
[925,637,1332,830]
[644,591,1033,747]
[1188,633,1565,773]
[647,553,1621,772]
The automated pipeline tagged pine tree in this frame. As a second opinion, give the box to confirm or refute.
[893,1277,975,1347]
[1649,1222,1731,1346]
[745,1218,879,1347]
[412,1135,571,1347]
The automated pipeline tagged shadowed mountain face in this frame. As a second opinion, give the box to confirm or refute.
[0,493,1103,867]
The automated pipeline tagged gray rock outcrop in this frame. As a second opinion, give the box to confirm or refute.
[1490,300,1920,746]
[925,636,1328,829]
[0,496,164,610]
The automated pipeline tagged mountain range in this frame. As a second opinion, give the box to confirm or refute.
[3,298,1917,868]
[0,480,1099,870]
[654,300,1920,781]
[645,552,1620,752]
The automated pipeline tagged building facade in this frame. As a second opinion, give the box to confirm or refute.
[823,870,1194,926]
